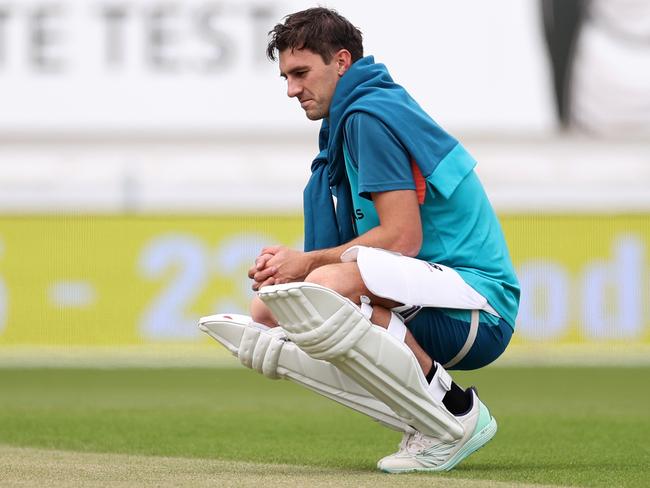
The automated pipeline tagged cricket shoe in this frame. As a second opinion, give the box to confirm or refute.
[377,387,496,473]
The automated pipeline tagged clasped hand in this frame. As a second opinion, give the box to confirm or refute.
[248,245,313,291]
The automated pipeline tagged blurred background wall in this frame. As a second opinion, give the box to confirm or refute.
[0,0,648,364]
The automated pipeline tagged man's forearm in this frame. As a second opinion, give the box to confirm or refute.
[307,223,420,271]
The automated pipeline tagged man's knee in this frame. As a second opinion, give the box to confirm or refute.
[306,263,401,310]
[250,295,278,327]
[305,263,363,302]
[305,264,339,289]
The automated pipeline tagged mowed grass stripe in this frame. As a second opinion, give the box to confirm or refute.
[0,445,567,488]
[0,367,648,487]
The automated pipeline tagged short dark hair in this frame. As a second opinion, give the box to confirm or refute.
[266,7,363,64]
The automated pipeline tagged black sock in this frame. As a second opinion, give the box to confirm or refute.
[426,364,471,416]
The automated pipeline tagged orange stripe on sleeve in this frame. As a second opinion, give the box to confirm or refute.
[411,159,426,205]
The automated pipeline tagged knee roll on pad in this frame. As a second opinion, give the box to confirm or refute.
[258,283,465,441]
[239,325,285,379]
[261,287,372,361]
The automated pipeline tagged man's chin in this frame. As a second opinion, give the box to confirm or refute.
[304,109,326,121]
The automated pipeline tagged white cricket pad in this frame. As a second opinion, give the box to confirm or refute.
[198,314,411,432]
[258,283,464,441]
[340,245,499,316]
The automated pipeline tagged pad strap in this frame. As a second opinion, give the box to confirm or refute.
[443,309,480,369]
[427,361,452,403]
[360,296,407,343]
[387,312,407,343]
[359,295,373,319]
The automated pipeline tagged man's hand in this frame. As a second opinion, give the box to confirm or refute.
[248,252,276,291]
[251,245,315,290]
[248,252,274,280]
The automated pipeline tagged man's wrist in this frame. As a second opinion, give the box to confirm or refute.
[305,250,323,274]
[306,248,341,271]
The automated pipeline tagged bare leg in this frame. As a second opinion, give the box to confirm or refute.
[250,295,278,327]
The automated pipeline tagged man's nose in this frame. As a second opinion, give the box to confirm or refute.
[287,79,302,98]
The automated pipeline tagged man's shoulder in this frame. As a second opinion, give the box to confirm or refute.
[343,111,393,140]
[342,110,411,174]
[345,111,381,125]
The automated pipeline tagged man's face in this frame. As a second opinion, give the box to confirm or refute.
[279,48,341,120]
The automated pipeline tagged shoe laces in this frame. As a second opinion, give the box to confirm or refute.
[405,432,431,453]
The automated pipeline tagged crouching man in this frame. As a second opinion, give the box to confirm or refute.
[201,7,519,473]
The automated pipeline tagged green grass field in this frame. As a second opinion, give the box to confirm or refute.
[0,366,648,487]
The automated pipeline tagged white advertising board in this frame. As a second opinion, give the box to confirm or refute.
[0,0,554,133]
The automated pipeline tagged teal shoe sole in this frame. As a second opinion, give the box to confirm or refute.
[437,416,497,471]
[379,416,497,474]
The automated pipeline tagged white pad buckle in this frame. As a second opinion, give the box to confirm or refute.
[359,295,373,320]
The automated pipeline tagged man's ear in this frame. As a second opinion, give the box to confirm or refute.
[334,49,353,76]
